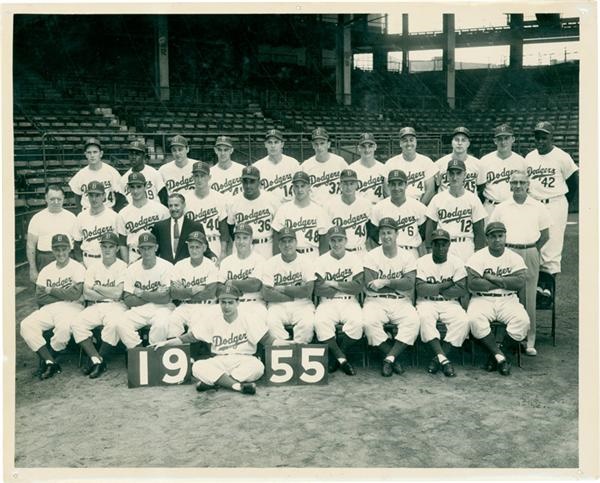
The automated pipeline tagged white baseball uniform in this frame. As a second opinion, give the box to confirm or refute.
[158,159,196,195]
[362,247,420,346]
[349,160,387,204]
[28,208,77,251]
[121,165,165,203]
[184,189,229,258]
[477,151,527,214]
[69,163,124,210]
[301,154,348,206]
[73,208,125,267]
[416,253,470,347]
[210,162,244,201]
[326,196,372,253]
[71,258,128,346]
[435,154,481,192]
[466,247,530,342]
[218,252,267,318]
[525,146,578,274]
[118,200,169,263]
[261,253,315,343]
[20,259,85,352]
[385,153,438,201]
[426,190,487,262]
[254,155,300,204]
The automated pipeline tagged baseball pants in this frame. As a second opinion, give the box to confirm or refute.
[417,299,470,347]
[20,301,84,352]
[266,300,315,343]
[167,302,218,338]
[116,303,175,348]
[314,298,363,341]
[238,300,268,323]
[539,195,568,274]
[192,354,264,385]
[449,239,475,263]
[468,294,530,341]
[362,297,420,346]
[82,252,102,268]
[71,301,128,345]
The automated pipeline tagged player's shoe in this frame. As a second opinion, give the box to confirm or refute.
[328,358,339,373]
[81,360,94,376]
[196,382,217,392]
[40,362,61,380]
[381,359,393,377]
[497,359,511,376]
[240,382,257,395]
[89,361,107,379]
[340,360,356,376]
[484,354,498,372]
[525,347,537,356]
[427,357,440,374]
[392,360,404,375]
[441,361,456,378]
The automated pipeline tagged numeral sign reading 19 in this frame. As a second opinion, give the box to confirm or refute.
[127,345,192,388]
[265,344,328,386]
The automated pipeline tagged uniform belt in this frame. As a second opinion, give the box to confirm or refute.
[423,296,447,301]
[239,298,258,303]
[346,247,364,252]
[506,243,537,249]
[252,237,271,244]
[297,247,315,254]
[83,253,101,258]
[398,245,418,250]
[87,300,113,305]
[539,196,562,204]
[451,237,469,242]
[485,198,501,205]
[370,294,403,299]
[324,295,353,301]
[205,235,220,241]
[131,246,140,254]
[475,292,515,297]
[186,300,215,304]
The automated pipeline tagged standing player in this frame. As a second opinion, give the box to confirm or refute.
[349,132,388,204]
[209,136,244,200]
[362,218,420,377]
[425,159,487,262]
[314,227,364,376]
[159,135,196,195]
[261,227,315,344]
[118,172,169,264]
[466,222,530,376]
[26,184,77,282]
[71,232,128,379]
[166,231,219,338]
[254,129,300,204]
[525,121,578,293]
[69,137,126,213]
[435,127,481,193]
[477,124,527,216]
[227,166,279,259]
[385,127,437,205]
[369,169,427,260]
[301,127,348,206]
[416,229,470,377]
[183,161,230,261]
[73,181,126,267]
[20,234,85,379]
[271,171,330,260]
[121,140,168,206]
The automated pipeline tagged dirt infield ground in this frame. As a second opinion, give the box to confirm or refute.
[12,216,578,468]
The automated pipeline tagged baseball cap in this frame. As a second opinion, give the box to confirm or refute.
[430,229,451,242]
[128,140,147,153]
[51,233,71,249]
[215,135,233,148]
[86,180,105,194]
[292,171,311,184]
[278,226,297,240]
[327,226,347,238]
[192,161,211,175]
[234,223,253,237]
[378,217,398,230]
[84,137,102,150]
[138,232,158,247]
[534,121,554,135]
[99,232,119,246]
[447,159,466,172]
[453,127,471,138]
[218,283,241,300]
[169,135,189,148]
[311,127,329,141]
[127,172,147,185]
[388,169,407,183]
[399,127,417,139]
[186,231,207,244]
[485,221,507,236]
[265,129,284,141]
[494,124,514,137]
[358,133,376,145]
[241,165,260,180]
[340,169,358,181]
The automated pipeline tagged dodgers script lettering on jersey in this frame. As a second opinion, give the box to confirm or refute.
[274,271,303,286]
[483,266,513,277]
[186,206,219,225]
[81,226,114,241]
[212,178,242,196]
[93,278,117,287]
[324,267,353,281]
[212,332,248,351]
[226,268,254,280]
[436,207,472,224]
[486,167,516,185]
[134,280,163,291]
[236,208,270,224]
[261,173,293,193]
[284,217,317,231]
[166,176,193,193]
[332,213,368,230]
[124,214,162,234]
[46,276,75,288]
[80,180,112,194]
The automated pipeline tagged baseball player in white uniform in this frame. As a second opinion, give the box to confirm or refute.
[272,170,330,261]
[20,234,85,379]
[114,232,175,348]
[314,226,364,376]
[183,161,230,261]
[121,140,168,206]
[477,124,527,216]
[261,227,315,344]
[466,222,530,376]
[385,127,438,205]
[167,231,219,338]
[362,218,420,377]
[435,127,481,193]
[349,133,388,204]
[254,129,300,204]
[73,181,127,267]
[210,136,244,200]
[525,121,578,282]
[369,169,427,260]
[227,165,279,259]
[326,168,373,256]
[72,232,128,379]
[159,135,196,195]
[118,172,170,264]
[416,229,470,377]
[489,170,551,356]
[69,137,126,213]
[426,159,487,262]
[301,127,348,206]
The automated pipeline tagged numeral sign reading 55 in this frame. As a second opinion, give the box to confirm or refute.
[127,345,192,388]
[265,344,328,386]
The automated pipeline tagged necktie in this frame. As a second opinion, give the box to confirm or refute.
[173,219,180,255]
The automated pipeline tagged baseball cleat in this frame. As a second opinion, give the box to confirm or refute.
[427,357,440,374]
[498,359,511,376]
[381,360,393,377]
[484,354,498,372]
[89,361,107,379]
[81,361,94,376]
[525,347,537,356]
[328,358,339,373]
[240,382,256,395]
[441,361,456,378]
[340,360,356,376]
[40,362,61,380]
[195,382,216,392]
[392,360,404,375]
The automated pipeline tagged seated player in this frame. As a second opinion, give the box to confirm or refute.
[20,234,85,380]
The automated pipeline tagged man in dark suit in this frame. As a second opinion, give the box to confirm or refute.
[151,193,217,263]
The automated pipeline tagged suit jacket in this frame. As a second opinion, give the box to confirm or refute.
[151,217,216,264]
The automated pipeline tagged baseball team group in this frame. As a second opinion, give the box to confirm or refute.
[21,122,578,395]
